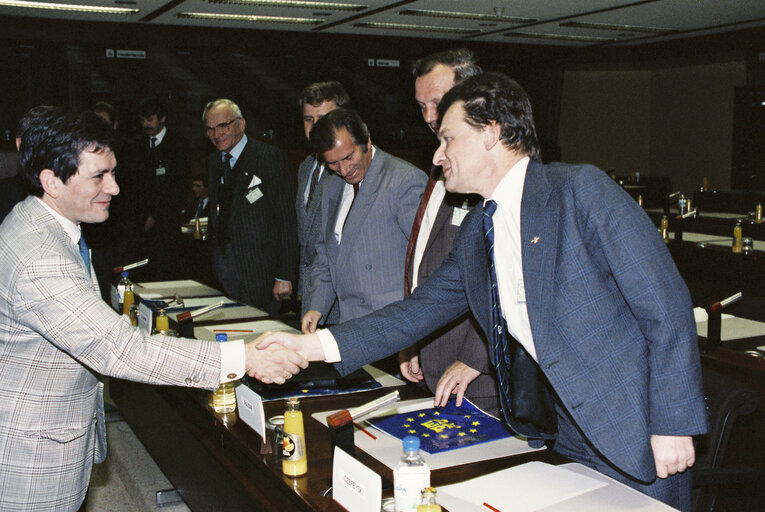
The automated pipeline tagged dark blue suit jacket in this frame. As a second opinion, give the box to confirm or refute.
[329,160,708,482]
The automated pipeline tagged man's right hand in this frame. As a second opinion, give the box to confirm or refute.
[301,310,323,333]
[398,348,424,383]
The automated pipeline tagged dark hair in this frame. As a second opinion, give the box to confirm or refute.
[438,72,540,160]
[92,101,117,124]
[16,105,56,140]
[21,108,116,197]
[309,108,370,155]
[138,97,166,119]
[412,48,482,84]
[192,174,209,188]
[299,81,350,108]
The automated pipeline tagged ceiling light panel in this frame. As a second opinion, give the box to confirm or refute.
[0,0,142,19]
[554,0,765,45]
[155,0,389,30]
[323,0,631,41]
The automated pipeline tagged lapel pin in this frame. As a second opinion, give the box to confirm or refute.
[530,236,540,244]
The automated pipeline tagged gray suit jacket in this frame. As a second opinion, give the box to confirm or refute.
[295,154,330,316]
[307,147,426,323]
[411,191,500,415]
[0,197,222,511]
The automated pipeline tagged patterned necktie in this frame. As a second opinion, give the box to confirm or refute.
[78,234,91,271]
[482,200,514,419]
[404,169,439,295]
[222,152,233,183]
[305,161,321,210]
[150,137,157,148]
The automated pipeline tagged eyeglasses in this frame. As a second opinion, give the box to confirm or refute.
[205,118,239,135]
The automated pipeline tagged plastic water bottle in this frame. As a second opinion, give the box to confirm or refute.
[117,271,131,311]
[394,436,430,512]
[212,333,236,413]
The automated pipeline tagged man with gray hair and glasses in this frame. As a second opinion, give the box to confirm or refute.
[203,99,297,317]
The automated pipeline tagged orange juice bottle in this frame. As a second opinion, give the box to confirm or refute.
[282,397,307,476]
[416,487,441,512]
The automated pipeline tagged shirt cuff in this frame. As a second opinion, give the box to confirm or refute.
[316,329,341,362]
[219,339,245,383]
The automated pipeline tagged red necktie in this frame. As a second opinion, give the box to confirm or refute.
[404,168,439,295]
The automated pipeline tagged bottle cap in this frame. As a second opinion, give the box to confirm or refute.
[215,333,228,342]
[403,435,420,452]
[121,271,128,278]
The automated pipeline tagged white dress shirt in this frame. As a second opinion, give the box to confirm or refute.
[488,156,536,361]
[37,198,244,382]
[332,147,375,244]
[150,126,167,147]
[411,180,446,290]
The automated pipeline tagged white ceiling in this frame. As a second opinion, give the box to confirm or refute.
[1,0,764,47]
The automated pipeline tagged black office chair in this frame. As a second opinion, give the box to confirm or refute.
[692,368,764,512]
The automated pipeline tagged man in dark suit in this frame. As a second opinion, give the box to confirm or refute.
[137,97,189,280]
[301,108,426,332]
[400,49,499,415]
[181,175,210,222]
[258,74,708,510]
[204,99,297,317]
[295,82,349,318]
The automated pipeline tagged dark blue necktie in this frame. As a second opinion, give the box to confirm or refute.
[78,234,91,271]
[482,200,514,419]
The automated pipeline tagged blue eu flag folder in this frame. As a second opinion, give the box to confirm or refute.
[367,399,513,454]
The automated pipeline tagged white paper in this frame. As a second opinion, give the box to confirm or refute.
[312,398,542,471]
[194,320,299,343]
[235,382,266,440]
[694,308,765,340]
[135,279,221,299]
[332,446,382,512]
[437,461,607,512]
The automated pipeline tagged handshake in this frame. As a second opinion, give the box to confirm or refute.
[243,331,326,384]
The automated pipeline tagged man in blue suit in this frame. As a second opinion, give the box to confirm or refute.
[258,73,707,510]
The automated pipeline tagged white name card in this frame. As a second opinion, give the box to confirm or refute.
[235,383,266,440]
[332,446,381,512]
[138,301,153,333]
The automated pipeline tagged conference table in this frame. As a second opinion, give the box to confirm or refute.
[108,279,763,511]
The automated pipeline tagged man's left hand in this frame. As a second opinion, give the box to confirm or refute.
[650,435,695,478]
[273,280,292,301]
[434,360,481,407]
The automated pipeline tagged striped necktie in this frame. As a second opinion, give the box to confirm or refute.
[482,200,514,420]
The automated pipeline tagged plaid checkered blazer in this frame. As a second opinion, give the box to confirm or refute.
[0,197,221,511]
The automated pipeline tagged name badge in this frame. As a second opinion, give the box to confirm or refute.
[246,188,263,204]
[155,166,166,176]
[451,207,469,226]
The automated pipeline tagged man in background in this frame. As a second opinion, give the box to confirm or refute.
[137,97,189,280]
[400,49,500,415]
[302,108,425,333]
[182,175,210,222]
[204,99,297,317]
[295,81,349,319]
